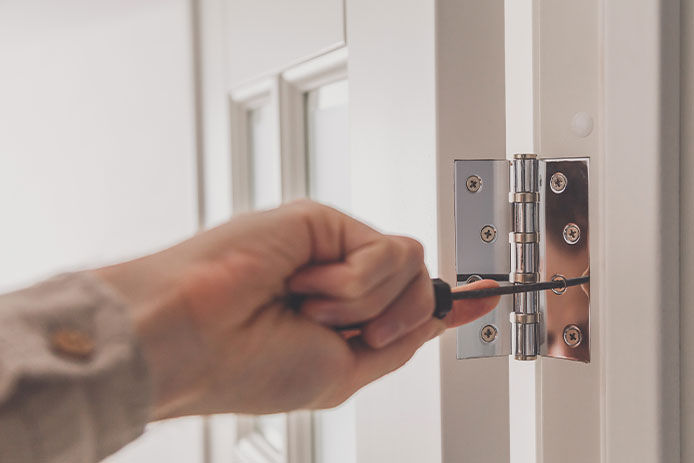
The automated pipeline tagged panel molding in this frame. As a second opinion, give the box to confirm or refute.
[229,77,280,213]
[280,48,348,201]
[225,48,348,463]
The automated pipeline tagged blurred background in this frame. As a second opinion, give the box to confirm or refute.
[0,1,358,461]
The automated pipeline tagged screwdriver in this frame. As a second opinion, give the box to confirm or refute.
[331,275,590,331]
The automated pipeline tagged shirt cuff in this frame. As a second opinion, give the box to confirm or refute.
[0,272,151,463]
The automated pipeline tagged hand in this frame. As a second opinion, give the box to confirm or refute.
[93,200,499,420]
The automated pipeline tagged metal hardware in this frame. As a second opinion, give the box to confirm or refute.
[509,232,539,243]
[454,156,590,362]
[466,175,483,193]
[480,324,498,343]
[510,312,540,324]
[550,172,568,194]
[480,225,497,243]
[509,272,540,284]
[508,192,541,203]
[455,161,513,359]
[551,274,568,295]
[563,223,581,245]
[508,154,541,360]
[563,325,582,347]
[466,274,483,284]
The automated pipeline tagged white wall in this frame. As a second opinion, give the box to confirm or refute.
[0,1,202,461]
[0,0,198,289]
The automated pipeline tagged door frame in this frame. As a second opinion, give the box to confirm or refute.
[439,0,681,462]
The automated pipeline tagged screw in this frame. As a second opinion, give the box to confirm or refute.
[466,175,482,193]
[466,275,482,284]
[480,225,497,243]
[563,325,582,347]
[551,274,568,295]
[550,172,568,194]
[481,324,498,343]
[563,223,581,245]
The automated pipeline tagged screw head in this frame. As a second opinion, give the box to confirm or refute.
[551,274,568,295]
[466,175,482,193]
[563,223,581,245]
[480,225,497,243]
[550,172,568,194]
[481,324,498,343]
[563,325,582,347]
[466,274,483,284]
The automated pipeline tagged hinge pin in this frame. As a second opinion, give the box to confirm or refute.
[509,153,541,361]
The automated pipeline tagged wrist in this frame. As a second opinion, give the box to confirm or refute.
[90,266,208,421]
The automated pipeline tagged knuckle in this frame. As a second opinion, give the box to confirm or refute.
[288,198,320,215]
[397,236,424,262]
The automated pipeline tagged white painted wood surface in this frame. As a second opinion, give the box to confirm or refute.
[501,1,681,462]
[532,2,602,462]
[346,1,443,462]
[226,0,344,88]
[436,1,509,462]
[603,0,681,461]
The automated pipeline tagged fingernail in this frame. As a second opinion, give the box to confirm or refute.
[372,321,404,347]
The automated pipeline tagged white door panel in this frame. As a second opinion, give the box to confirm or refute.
[435,1,509,462]
[346,1,442,462]
[197,0,685,461]
[226,0,344,87]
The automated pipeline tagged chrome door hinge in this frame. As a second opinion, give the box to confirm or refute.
[455,154,590,362]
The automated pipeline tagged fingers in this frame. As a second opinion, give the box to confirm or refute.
[283,200,386,264]
[288,236,422,300]
[291,237,423,325]
[342,282,500,398]
[288,235,424,323]
[360,266,434,348]
[444,280,501,328]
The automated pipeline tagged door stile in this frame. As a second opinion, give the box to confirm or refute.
[603,0,680,461]
[437,1,509,462]
[531,2,603,463]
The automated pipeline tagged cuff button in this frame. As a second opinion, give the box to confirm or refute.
[50,329,95,360]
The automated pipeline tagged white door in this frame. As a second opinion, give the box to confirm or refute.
[198,0,687,462]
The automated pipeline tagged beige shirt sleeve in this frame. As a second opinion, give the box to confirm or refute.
[0,273,151,463]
